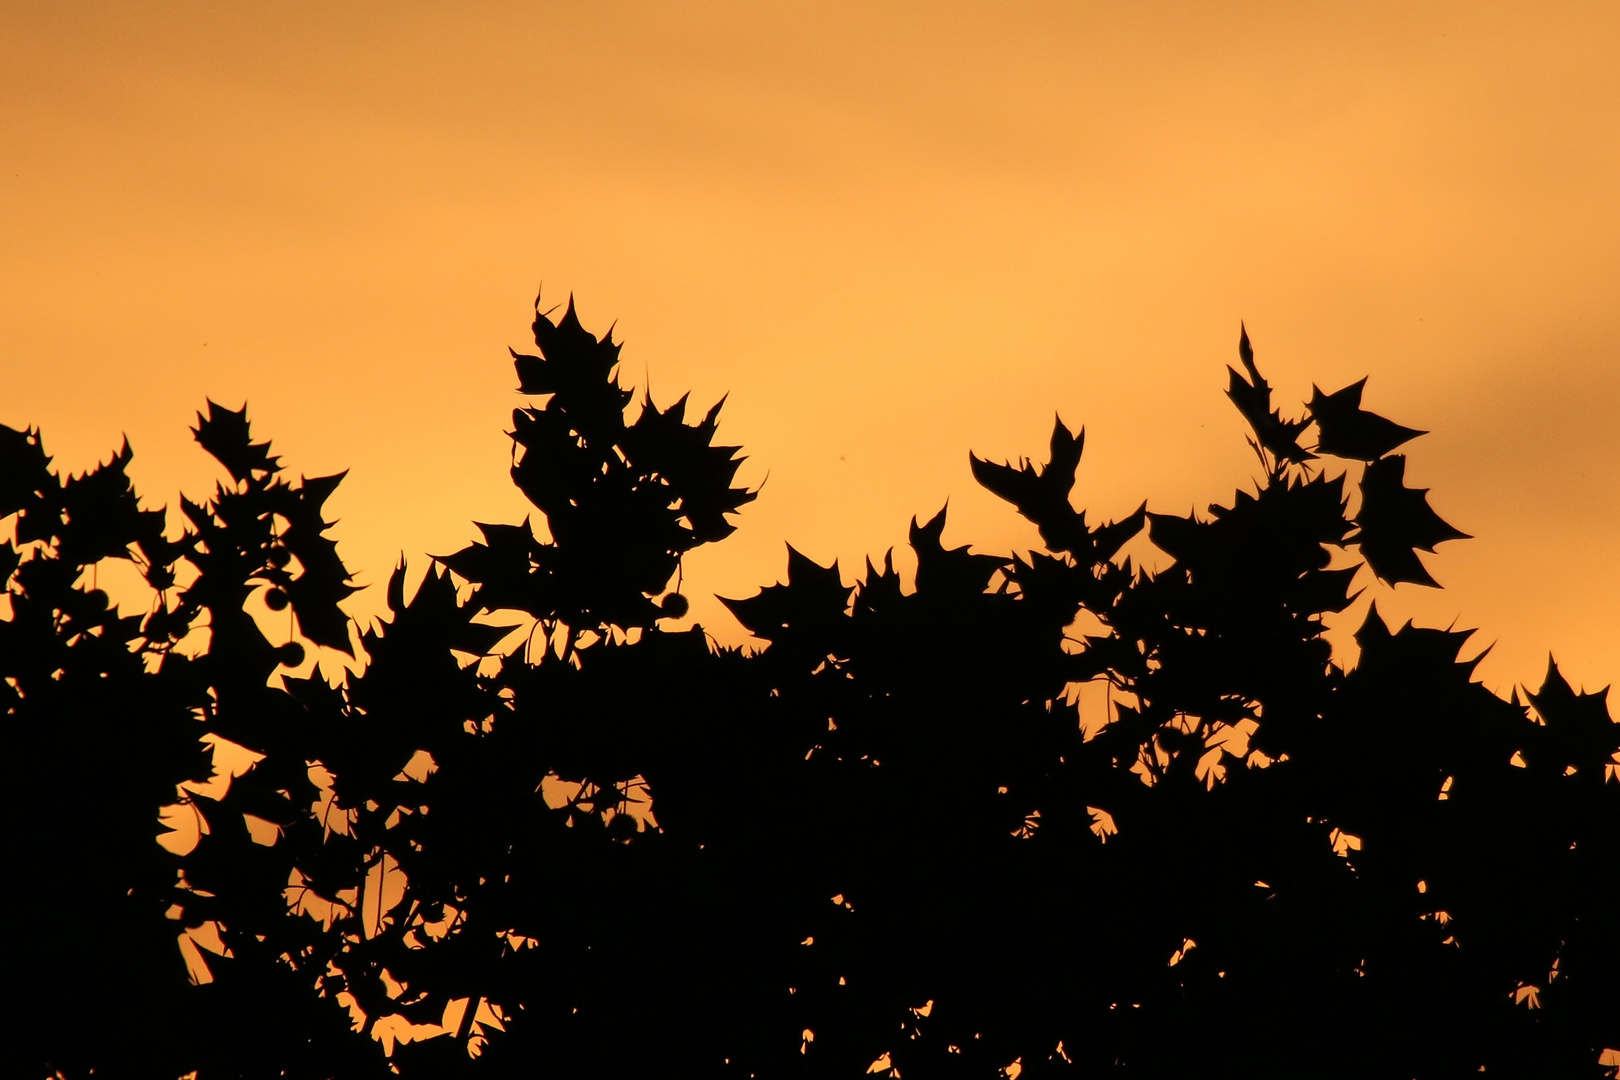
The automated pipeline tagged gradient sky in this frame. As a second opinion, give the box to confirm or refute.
[4,0,1617,695]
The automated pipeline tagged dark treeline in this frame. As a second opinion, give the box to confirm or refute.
[8,300,1617,1078]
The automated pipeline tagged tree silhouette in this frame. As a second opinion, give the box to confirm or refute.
[9,302,1616,1078]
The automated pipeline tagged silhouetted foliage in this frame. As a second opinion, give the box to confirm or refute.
[9,301,1617,1079]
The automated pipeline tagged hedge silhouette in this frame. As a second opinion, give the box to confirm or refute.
[8,300,1617,1079]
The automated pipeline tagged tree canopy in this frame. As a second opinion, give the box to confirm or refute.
[9,301,1617,1079]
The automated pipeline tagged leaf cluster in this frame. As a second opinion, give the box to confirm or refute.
[441,296,754,641]
[12,312,1616,1080]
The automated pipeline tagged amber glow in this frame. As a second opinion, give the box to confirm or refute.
[3,1,1616,692]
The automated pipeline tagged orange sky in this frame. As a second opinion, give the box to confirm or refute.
[4,0,1617,696]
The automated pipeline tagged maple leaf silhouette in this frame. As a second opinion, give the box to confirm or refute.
[437,518,543,616]
[969,416,1085,551]
[720,544,851,644]
[1225,324,1314,467]
[1306,378,1426,461]
[279,471,360,654]
[623,390,756,545]
[56,439,145,566]
[910,505,1004,598]
[1524,656,1616,769]
[1352,454,1469,586]
[853,549,904,618]
[1,424,64,545]
[969,416,1144,562]
[192,400,280,483]
[368,559,517,659]
[512,294,633,432]
[0,423,54,519]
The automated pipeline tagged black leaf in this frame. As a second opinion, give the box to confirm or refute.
[192,401,279,483]
[1353,455,1469,587]
[1226,324,1314,467]
[1307,378,1426,460]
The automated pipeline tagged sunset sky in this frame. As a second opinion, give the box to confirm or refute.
[4,0,1617,695]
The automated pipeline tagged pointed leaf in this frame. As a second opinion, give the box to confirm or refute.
[192,401,279,483]
[1354,455,1469,587]
[1307,378,1426,460]
[1225,325,1314,466]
